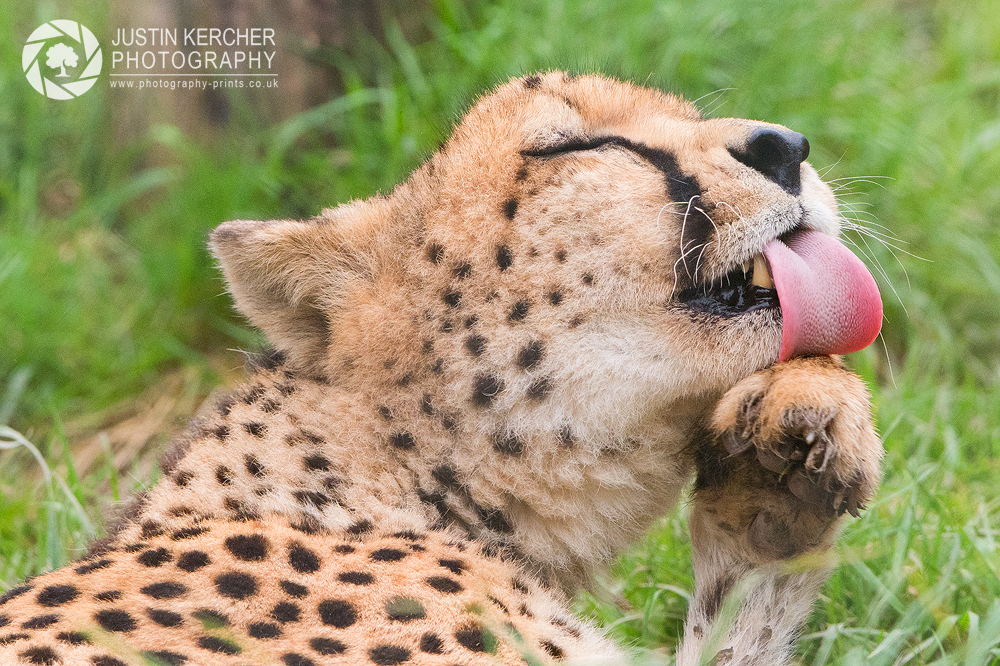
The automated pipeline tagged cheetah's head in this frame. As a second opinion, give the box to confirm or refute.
[210,72,881,437]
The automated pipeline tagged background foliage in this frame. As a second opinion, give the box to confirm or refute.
[2,0,999,663]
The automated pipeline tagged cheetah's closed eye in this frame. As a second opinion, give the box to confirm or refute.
[1,72,883,666]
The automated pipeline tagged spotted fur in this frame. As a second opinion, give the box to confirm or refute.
[1,72,881,666]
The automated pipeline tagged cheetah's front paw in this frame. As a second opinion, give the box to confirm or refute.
[711,356,882,518]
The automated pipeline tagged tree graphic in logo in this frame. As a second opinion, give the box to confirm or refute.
[23,20,102,99]
[46,43,79,78]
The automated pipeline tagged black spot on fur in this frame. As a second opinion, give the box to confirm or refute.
[213,424,229,440]
[426,243,444,264]
[390,432,415,450]
[140,651,186,666]
[455,623,494,653]
[245,454,266,478]
[493,431,525,456]
[277,383,296,397]
[304,455,331,472]
[282,654,315,666]
[56,631,90,645]
[94,590,121,602]
[496,245,513,271]
[582,272,594,285]
[334,543,356,554]
[427,576,463,594]
[137,547,172,567]
[527,377,553,401]
[443,290,462,308]
[477,505,514,532]
[512,578,529,594]
[141,520,164,539]
[464,314,479,329]
[370,548,407,562]
[147,608,184,627]
[503,198,519,219]
[431,358,444,374]
[73,560,114,575]
[214,571,258,600]
[516,340,543,369]
[173,470,194,486]
[37,584,79,607]
[569,315,585,328]
[177,550,210,571]
[542,641,565,659]
[369,645,411,666]
[508,300,529,322]
[225,534,269,562]
[95,609,136,632]
[453,262,472,279]
[471,373,504,407]
[249,622,282,639]
[347,519,374,536]
[432,464,458,487]
[91,657,128,666]
[244,421,266,438]
[289,543,321,573]
[123,543,147,553]
[0,615,8,629]
[171,526,208,540]
[704,574,737,623]
[439,319,454,333]
[215,465,234,486]
[280,580,309,598]
[555,249,567,263]
[217,395,235,416]
[18,646,60,665]
[260,398,281,413]
[294,490,332,508]
[0,632,29,645]
[547,290,564,306]
[378,406,392,421]
[198,635,242,655]
[318,600,357,628]
[465,334,487,356]
[523,74,541,89]
[22,614,59,629]
[419,632,444,654]
[140,582,187,599]
[240,384,265,405]
[438,558,466,575]
[272,602,301,623]
[223,497,260,522]
[310,637,347,655]
[488,595,510,613]
[337,570,374,585]
[420,393,434,415]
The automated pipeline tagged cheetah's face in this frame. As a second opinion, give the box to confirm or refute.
[211,72,877,432]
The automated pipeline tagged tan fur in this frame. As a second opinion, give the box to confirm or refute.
[0,72,882,666]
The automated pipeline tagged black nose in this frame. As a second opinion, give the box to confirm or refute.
[728,127,810,195]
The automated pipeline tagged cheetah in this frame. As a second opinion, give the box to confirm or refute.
[0,71,884,666]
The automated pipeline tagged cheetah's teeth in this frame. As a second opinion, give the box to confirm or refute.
[752,254,774,289]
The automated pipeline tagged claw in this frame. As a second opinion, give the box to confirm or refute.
[724,429,753,455]
[804,435,830,472]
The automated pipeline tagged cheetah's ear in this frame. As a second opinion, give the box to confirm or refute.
[209,204,384,378]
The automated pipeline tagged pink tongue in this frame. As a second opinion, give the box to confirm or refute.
[763,230,882,362]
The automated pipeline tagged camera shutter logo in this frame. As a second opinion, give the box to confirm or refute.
[23,20,102,99]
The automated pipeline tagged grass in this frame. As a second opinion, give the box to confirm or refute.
[2,0,1000,662]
